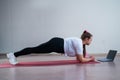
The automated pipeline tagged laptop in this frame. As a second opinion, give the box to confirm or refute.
[97,50,117,62]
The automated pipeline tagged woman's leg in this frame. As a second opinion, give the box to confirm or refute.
[14,37,64,57]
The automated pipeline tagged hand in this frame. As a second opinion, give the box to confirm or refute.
[90,56,95,61]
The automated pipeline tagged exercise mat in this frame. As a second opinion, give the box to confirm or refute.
[0,60,100,68]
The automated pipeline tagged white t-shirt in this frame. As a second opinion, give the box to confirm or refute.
[64,37,83,57]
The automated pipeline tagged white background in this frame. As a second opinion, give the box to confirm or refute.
[0,0,120,54]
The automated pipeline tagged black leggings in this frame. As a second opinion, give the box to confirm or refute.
[14,37,64,57]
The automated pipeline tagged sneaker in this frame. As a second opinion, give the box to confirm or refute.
[7,52,18,65]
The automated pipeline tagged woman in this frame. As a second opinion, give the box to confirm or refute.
[7,30,95,65]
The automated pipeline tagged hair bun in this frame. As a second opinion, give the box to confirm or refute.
[84,30,87,33]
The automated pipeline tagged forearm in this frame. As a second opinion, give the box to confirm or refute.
[80,57,92,62]
[76,54,94,63]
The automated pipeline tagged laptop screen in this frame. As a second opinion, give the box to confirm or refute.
[107,50,117,60]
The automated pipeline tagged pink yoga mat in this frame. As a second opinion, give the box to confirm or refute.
[0,60,100,68]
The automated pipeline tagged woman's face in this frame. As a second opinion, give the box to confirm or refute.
[85,37,92,45]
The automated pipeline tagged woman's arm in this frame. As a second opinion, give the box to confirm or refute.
[76,54,95,63]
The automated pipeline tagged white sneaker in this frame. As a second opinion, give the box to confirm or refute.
[7,52,18,65]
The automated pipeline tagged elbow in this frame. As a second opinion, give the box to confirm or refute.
[77,58,85,63]
[80,59,86,63]
[76,54,85,63]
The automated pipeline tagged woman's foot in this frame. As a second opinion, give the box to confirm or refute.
[7,52,18,65]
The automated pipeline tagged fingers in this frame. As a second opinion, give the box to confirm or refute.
[90,56,95,61]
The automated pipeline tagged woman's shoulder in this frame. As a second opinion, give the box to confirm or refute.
[65,37,82,42]
[65,37,80,40]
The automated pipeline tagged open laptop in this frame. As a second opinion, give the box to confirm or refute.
[97,50,117,62]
